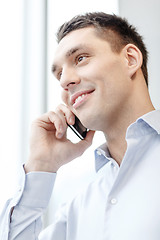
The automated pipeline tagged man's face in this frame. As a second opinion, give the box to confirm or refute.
[52,27,132,131]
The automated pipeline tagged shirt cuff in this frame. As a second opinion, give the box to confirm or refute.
[18,171,56,208]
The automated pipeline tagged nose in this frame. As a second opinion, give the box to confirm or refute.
[60,67,80,90]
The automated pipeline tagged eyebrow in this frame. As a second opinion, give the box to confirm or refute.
[52,44,89,74]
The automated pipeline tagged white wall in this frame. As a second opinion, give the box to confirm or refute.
[119,0,160,109]
[0,0,23,212]
[0,0,48,212]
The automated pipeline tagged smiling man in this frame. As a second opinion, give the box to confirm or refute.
[1,12,160,240]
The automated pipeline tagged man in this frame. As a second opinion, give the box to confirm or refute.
[0,12,160,240]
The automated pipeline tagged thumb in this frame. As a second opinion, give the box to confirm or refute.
[84,130,95,144]
[75,130,95,153]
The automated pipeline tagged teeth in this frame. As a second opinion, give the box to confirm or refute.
[75,94,86,103]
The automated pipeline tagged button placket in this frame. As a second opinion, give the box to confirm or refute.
[110,198,117,205]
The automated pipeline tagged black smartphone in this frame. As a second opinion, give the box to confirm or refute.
[67,116,88,140]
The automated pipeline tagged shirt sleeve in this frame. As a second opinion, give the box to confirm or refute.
[0,166,66,240]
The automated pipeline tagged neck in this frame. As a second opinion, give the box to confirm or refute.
[104,82,155,165]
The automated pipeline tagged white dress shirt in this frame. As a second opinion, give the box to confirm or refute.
[0,110,160,240]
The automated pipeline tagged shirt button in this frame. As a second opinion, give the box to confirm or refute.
[110,198,117,205]
[111,162,114,167]
[113,165,117,170]
[96,150,102,156]
[111,162,118,170]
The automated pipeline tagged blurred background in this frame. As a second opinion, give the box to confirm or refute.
[0,0,159,227]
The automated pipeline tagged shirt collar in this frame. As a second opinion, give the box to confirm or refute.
[94,109,160,172]
[126,109,160,138]
[94,143,110,172]
[137,109,160,134]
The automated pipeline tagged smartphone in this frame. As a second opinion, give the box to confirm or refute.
[67,116,88,140]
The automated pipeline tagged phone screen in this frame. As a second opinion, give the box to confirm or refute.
[67,116,88,140]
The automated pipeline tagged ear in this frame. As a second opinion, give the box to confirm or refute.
[124,44,143,79]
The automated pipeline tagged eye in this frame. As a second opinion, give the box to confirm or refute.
[57,71,62,80]
[76,55,87,64]
[78,56,85,62]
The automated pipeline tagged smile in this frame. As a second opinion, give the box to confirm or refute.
[71,90,94,109]
[75,93,88,104]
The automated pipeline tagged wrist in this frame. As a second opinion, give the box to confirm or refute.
[24,157,59,173]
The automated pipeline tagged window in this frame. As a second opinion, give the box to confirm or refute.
[0,0,23,212]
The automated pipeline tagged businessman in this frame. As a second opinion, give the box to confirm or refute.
[1,12,160,240]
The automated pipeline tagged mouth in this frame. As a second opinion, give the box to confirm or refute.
[71,89,95,109]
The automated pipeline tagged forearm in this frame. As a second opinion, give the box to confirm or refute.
[9,205,43,240]
[0,168,56,240]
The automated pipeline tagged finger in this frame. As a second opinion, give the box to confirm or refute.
[55,110,67,128]
[84,130,95,143]
[56,104,75,125]
[37,111,66,138]
[54,111,68,138]
[48,112,67,139]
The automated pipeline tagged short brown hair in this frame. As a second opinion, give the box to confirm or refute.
[57,12,148,86]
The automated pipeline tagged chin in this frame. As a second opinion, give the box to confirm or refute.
[80,117,100,131]
[76,105,103,130]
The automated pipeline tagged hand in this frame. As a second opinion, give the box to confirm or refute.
[24,104,95,173]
